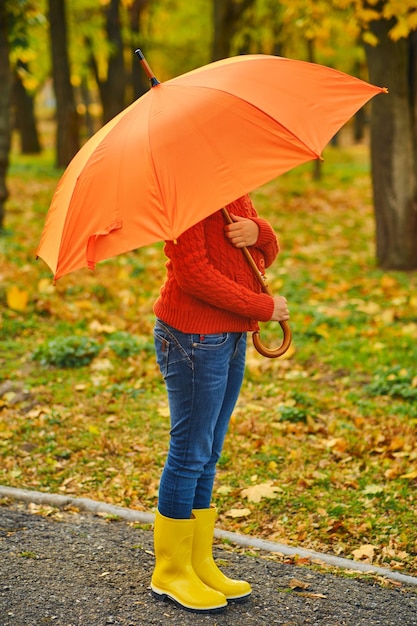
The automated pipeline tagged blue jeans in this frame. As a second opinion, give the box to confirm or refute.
[154,319,247,519]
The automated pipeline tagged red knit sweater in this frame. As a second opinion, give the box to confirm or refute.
[153,195,279,333]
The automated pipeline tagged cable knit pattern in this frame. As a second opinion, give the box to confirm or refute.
[153,195,279,333]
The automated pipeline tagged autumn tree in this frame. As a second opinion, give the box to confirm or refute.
[90,0,126,124]
[12,63,41,155]
[128,0,150,100]
[212,0,256,60]
[48,0,80,167]
[362,1,417,269]
[0,0,12,231]
[261,0,417,270]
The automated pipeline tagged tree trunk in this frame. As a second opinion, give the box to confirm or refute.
[48,0,80,167]
[101,0,126,123]
[12,66,41,154]
[129,0,150,100]
[212,0,255,61]
[0,1,11,231]
[365,15,417,270]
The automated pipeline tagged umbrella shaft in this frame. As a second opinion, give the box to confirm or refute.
[221,208,271,295]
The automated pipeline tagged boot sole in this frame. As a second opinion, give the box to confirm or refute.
[151,589,227,614]
[226,591,251,603]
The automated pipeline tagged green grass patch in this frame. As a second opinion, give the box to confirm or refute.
[1,143,417,576]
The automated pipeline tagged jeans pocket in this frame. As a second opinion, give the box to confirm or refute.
[154,331,169,378]
[154,321,193,375]
[193,333,228,349]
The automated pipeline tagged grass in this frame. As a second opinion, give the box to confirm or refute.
[1,137,417,577]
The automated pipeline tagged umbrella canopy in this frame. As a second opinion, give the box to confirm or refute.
[37,54,386,281]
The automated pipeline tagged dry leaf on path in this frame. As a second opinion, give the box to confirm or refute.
[289,578,310,590]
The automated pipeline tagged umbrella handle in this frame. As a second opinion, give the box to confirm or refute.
[252,320,292,358]
[221,207,292,359]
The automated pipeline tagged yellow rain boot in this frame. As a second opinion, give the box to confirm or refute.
[151,510,227,613]
[192,507,252,601]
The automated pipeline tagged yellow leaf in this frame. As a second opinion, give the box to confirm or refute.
[389,20,411,42]
[380,275,398,291]
[315,323,329,338]
[157,406,170,418]
[402,323,417,337]
[389,437,405,452]
[6,285,29,311]
[400,469,417,480]
[362,484,384,495]
[89,320,117,334]
[216,485,232,496]
[325,437,348,453]
[377,309,395,325]
[356,301,380,315]
[90,358,113,372]
[352,544,376,561]
[88,425,100,436]
[276,342,296,360]
[0,429,13,439]
[225,508,251,518]
[74,299,94,310]
[37,278,55,294]
[384,467,401,480]
[241,480,282,503]
[372,342,386,351]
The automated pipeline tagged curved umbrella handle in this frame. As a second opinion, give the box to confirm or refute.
[252,320,292,358]
[221,207,292,359]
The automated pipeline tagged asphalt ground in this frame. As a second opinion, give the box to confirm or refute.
[1,501,416,626]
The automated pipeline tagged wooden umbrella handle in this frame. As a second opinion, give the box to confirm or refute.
[252,320,292,358]
[221,208,292,358]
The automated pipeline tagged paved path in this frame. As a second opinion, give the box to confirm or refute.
[1,503,416,625]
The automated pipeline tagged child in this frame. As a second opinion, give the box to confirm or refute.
[151,194,289,613]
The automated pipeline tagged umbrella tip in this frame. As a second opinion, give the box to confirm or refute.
[135,48,160,87]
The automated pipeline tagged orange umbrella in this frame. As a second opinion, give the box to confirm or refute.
[37,53,386,357]
[37,53,385,282]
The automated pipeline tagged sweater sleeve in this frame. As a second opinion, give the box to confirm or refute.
[251,217,279,268]
[167,220,275,322]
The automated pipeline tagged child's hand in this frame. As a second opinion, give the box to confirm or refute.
[270,296,290,322]
[225,214,259,247]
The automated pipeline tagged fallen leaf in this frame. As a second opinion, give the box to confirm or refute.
[90,358,114,372]
[7,285,29,311]
[241,480,282,503]
[38,278,55,294]
[216,485,232,495]
[89,320,117,334]
[352,544,376,561]
[289,578,310,590]
[400,469,417,480]
[356,301,380,315]
[276,342,296,360]
[362,484,384,495]
[225,508,251,518]
[401,323,417,336]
